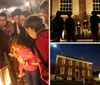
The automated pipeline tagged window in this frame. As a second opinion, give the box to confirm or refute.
[60,0,72,15]
[68,68,72,75]
[87,64,90,68]
[82,63,85,68]
[60,67,65,74]
[93,0,100,14]
[69,60,72,65]
[62,58,66,64]
[76,61,79,66]
[82,70,85,76]
[75,69,79,78]
[87,71,90,77]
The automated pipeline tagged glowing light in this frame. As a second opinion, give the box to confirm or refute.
[0,77,3,85]
[3,8,6,11]
[98,73,100,78]
[0,9,3,12]
[9,7,16,12]
[53,44,57,48]
[0,66,11,85]
[4,68,11,85]
[25,2,30,6]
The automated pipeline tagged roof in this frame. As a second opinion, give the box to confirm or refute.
[56,55,93,64]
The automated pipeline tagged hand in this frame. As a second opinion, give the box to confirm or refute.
[8,53,15,57]
[18,73,25,78]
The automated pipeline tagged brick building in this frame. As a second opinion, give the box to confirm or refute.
[51,0,100,22]
[55,55,93,80]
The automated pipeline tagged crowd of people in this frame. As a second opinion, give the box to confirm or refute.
[0,0,49,85]
[51,11,100,42]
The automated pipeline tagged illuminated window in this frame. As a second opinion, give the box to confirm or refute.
[82,70,85,76]
[82,63,85,68]
[93,0,100,14]
[87,71,90,77]
[87,64,90,68]
[62,58,66,64]
[60,67,65,74]
[68,68,72,75]
[69,60,72,65]
[76,61,79,66]
[60,0,72,15]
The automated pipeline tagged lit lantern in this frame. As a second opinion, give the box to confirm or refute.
[98,73,100,78]
[0,65,12,85]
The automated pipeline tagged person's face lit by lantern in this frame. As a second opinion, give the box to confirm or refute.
[19,15,26,27]
[25,27,37,39]
[12,15,19,24]
[0,16,7,28]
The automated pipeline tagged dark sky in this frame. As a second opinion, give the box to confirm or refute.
[50,44,100,68]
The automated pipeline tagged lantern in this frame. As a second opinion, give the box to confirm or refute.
[0,65,12,85]
[98,73,100,78]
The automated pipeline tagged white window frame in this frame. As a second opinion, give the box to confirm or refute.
[60,67,65,74]
[93,0,100,12]
[82,63,85,68]
[76,61,79,66]
[87,71,90,77]
[82,70,85,77]
[69,60,72,66]
[60,0,72,14]
[62,58,66,64]
[87,64,90,68]
[68,68,72,76]
[75,69,79,78]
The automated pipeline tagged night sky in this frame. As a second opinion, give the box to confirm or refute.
[50,44,100,68]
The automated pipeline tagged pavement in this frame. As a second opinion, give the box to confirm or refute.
[51,80,100,85]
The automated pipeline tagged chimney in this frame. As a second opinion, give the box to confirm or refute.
[80,56,84,60]
[61,52,64,56]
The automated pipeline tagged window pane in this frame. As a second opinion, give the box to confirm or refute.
[93,0,95,3]
[60,0,72,15]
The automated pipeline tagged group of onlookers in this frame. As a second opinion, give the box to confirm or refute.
[51,11,100,42]
[0,0,49,85]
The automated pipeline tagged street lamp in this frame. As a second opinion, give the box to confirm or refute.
[0,65,12,85]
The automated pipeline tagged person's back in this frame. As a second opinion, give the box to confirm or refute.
[53,16,64,30]
[90,11,100,42]
[65,12,75,42]
[90,15,99,30]
[53,11,64,41]
[65,17,75,32]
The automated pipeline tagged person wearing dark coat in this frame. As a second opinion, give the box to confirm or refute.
[65,12,75,42]
[25,15,48,85]
[53,11,64,42]
[90,11,100,42]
